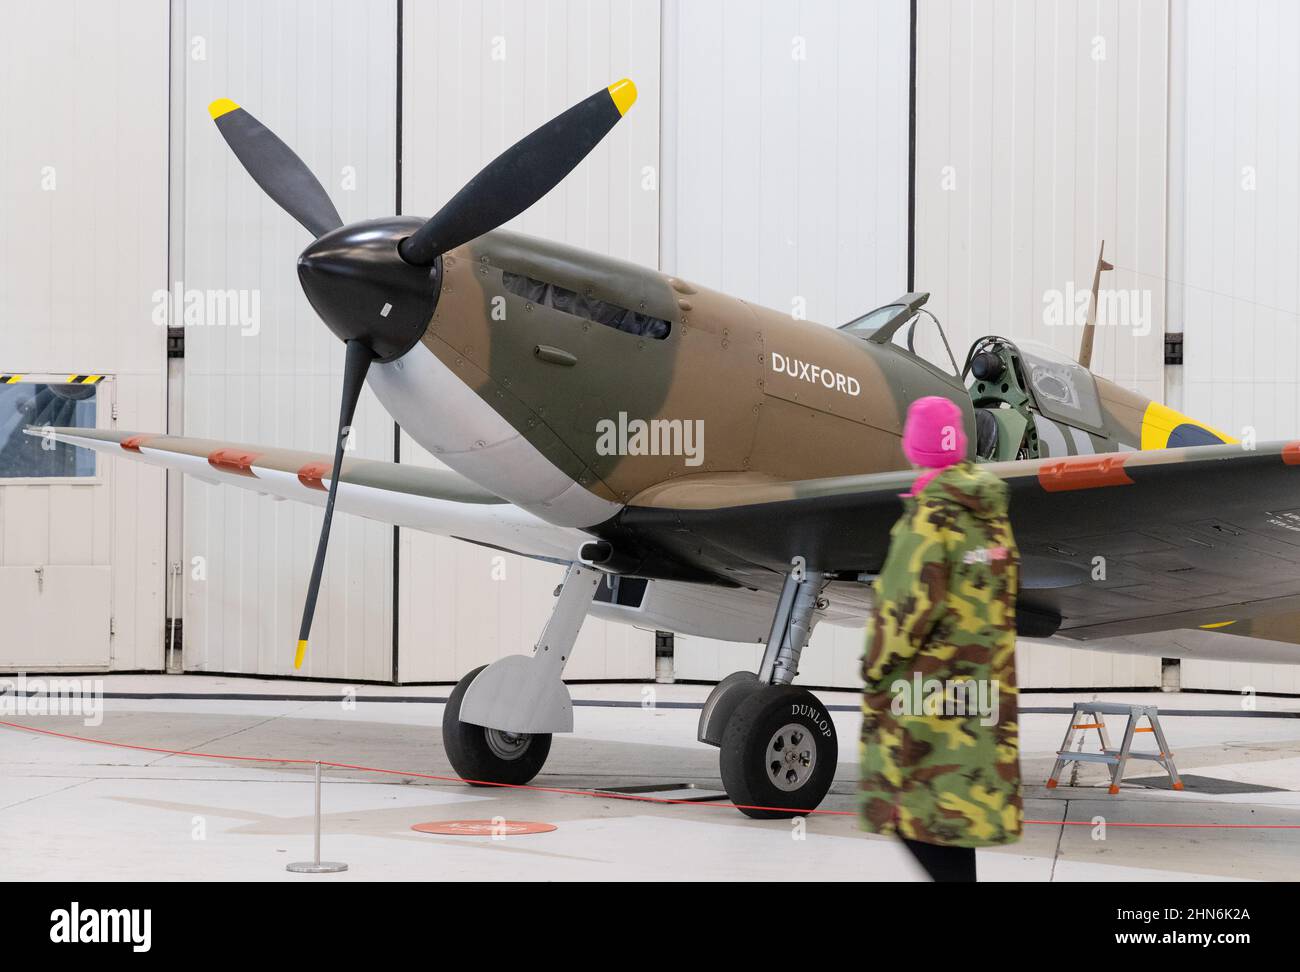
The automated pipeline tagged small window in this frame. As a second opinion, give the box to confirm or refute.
[1015,341,1104,430]
[0,379,99,478]
[502,270,671,339]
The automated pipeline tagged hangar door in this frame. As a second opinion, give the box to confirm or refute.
[0,375,114,671]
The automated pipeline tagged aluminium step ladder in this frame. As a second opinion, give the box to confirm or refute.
[1047,702,1182,794]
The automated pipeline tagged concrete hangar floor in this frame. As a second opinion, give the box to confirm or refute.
[1,676,1298,881]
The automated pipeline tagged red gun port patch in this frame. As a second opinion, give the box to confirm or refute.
[121,435,154,453]
[207,448,261,477]
[1037,455,1134,492]
[297,461,332,491]
[1283,442,1300,465]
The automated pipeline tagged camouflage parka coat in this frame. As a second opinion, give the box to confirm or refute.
[859,461,1022,847]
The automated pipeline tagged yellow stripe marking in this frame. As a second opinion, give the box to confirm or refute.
[1140,400,1237,450]
[208,98,240,120]
[1200,620,1236,629]
[607,78,637,116]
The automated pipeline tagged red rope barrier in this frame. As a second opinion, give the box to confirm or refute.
[2,717,1298,829]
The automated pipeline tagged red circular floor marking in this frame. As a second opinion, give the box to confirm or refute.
[412,819,557,837]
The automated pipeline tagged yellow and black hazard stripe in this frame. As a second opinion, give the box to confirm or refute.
[2,374,107,384]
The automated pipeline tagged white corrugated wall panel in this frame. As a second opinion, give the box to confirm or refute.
[916,0,1168,392]
[1173,0,1300,693]
[397,0,660,682]
[915,0,1168,690]
[0,0,168,671]
[661,0,909,321]
[176,0,397,680]
[658,0,910,686]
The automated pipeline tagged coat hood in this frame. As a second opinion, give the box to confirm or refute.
[918,461,1008,519]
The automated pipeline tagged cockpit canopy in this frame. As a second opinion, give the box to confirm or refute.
[1012,340,1104,431]
[840,292,960,377]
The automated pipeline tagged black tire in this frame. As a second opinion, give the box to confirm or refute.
[697,670,762,746]
[719,684,838,820]
[442,665,552,787]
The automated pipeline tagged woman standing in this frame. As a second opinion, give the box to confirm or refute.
[860,396,1022,882]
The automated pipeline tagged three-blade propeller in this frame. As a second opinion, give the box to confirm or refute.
[208,80,637,668]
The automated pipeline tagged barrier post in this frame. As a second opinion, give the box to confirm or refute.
[287,760,348,874]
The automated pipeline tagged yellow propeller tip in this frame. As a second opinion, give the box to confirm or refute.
[607,79,637,116]
[294,639,308,669]
[208,98,240,120]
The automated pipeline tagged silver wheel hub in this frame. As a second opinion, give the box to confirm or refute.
[766,722,817,792]
[485,728,532,761]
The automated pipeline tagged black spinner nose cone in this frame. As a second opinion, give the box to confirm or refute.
[297,216,442,363]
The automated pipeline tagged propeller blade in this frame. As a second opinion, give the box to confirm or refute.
[294,339,375,669]
[209,98,344,239]
[399,79,637,266]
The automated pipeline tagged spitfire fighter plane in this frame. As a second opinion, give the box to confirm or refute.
[36,80,1300,817]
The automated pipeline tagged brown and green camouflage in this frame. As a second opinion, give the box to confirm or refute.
[859,461,1022,848]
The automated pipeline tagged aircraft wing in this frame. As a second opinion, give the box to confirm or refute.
[613,440,1300,642]
[30,427,588,563]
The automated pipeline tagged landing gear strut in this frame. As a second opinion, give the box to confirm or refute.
[441,563,600,787]
[700,565,837,819]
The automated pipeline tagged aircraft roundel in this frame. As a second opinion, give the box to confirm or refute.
[1140,401,1236,451]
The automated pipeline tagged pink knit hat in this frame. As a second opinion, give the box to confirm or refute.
[902,396,967,496]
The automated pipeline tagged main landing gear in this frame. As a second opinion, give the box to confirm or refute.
[441,559,836,820]
[699,566,837,818]
[442,562,600,787]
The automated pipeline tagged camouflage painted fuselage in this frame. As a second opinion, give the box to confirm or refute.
[365,229,1233,543]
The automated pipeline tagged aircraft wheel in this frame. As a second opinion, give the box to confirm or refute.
[442,665,552,787]
[719,684,838,820]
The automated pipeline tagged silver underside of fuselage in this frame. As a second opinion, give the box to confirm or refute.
[367,339,622,529]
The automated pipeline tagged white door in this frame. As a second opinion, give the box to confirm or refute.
[0,374,114,671]
[0,565,111,668]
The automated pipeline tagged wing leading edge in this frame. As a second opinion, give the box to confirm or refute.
[612,440,1300,641]
[31,427,589,564]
